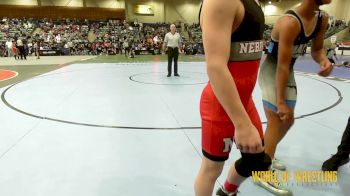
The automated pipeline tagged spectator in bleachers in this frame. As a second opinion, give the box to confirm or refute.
[123,36,130,57]
[327,45,338,65]
[5,38,12,57]
[0,17,196,57]
[12,41,18,60]
[35,39,40,59]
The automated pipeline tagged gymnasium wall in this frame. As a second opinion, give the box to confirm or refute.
[124,0,202,24]
[0,0,348,25]
[0,0,126,8]
[125,0,165,23]
[320,0,350,21]
[263,0,300,24]
[0,5,125,20]
[125,0,348,25]
[164,0,202,24]
[0,0,37,6]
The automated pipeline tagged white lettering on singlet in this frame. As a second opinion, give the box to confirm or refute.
[248,42,255,53]
[239,41,263,54]
[223,138,234,152]
[240,43,248,53]
[255,42,260,52]
[292,44,308,58]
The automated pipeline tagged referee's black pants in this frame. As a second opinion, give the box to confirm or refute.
[18,46,26,60]
[167,47,179,76]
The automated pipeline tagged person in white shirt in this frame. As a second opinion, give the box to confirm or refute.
[123,36,130,57]
[5,39,12,57]
[163,24,183,77]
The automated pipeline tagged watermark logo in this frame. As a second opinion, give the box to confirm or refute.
[252,170,338,186]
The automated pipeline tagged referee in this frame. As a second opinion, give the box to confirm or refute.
[163,24,183,77]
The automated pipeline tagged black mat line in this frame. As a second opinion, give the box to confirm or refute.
[129,71,208,85]
[1,75,342,130]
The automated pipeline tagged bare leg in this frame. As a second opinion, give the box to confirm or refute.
[195,157,224,196]
[225,163,246,186]
[195,157,247,196]
[264,108,294,159]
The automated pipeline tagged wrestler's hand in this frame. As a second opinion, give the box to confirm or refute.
[234,124,264,154]
[277,103,293,124]
[318,59,333,77]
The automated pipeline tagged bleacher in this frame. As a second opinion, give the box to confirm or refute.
[1,15,348,57]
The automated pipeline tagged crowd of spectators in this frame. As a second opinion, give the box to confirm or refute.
[185,23,204,55]
[0,17,190,57]
[0,17,348,58]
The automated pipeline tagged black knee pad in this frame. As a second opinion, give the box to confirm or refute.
[234,152,272,177]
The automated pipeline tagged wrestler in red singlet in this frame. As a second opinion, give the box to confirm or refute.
[200,0,265,161]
